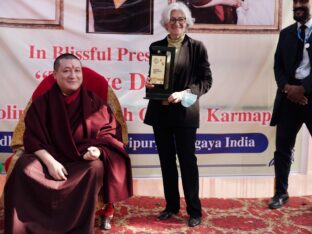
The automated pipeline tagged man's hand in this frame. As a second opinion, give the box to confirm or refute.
[283,84,308,105]
[83,146,101,161]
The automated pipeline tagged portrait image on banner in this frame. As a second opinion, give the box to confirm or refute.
[87,0,154,34]
[169,0,281,32]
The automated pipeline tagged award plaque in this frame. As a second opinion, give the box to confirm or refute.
[145,46,176,100]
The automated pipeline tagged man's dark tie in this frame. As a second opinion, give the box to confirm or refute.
[297,24,307,66]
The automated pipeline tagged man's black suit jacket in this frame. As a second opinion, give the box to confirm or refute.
[271,23,312,126]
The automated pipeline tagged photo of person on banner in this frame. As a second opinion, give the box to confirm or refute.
[170,0,278,30]
[87,0,153,34]
[171,0,240,24]
[144,2,212,228]
[236,0,276,25]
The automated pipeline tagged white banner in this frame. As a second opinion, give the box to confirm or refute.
[0,0,306,177]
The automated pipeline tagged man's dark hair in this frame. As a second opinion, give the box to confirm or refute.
[53,53,81,71]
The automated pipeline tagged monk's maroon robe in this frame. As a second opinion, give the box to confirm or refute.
[4,84,132,234]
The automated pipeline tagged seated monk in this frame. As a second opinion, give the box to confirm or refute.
[4,53,133,234]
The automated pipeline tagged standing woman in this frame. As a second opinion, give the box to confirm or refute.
[144,2,212,227]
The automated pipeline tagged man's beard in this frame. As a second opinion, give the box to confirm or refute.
[293,7,311,23]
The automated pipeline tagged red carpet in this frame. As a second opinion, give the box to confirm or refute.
[94,196,312,234]
[1,196,312,233]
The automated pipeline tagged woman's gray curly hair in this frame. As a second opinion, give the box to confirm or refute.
[160,2,195,28]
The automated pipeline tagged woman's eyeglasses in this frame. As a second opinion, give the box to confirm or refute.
[169,17,186,24]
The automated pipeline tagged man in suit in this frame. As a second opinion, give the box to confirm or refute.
[269,0,312,209]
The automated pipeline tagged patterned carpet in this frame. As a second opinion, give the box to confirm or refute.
[2,196,312,233]
[93,196,312,234]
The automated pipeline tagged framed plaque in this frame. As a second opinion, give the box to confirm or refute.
[145,46,175,100]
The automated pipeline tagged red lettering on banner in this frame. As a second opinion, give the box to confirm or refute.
[138,107,146,121]
[128,51,137,61]
[207,108,271,125]
[53,46,112,61]
[207,108,219,122]
[33,70,124,90]
[35,71,41,80]
[117,48,149,62]
[123,107,133,121]
[117,48,128,61]
[105,77,122,90]
[0,105,23,120]
[35,70,53,80]
[137,52,145,61]
[129,73,145,90]
[28,44,148,62]
[29,45,47,59]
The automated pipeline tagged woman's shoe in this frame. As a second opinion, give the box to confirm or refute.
[188,216,201,227]
[157,209,178,220]
[268,193,289,209]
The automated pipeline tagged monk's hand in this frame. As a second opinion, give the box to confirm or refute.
[235,0,242,7]
[34,149,68,181]
[46,158,68,181]
[83,146,101,161]
[284,84,308,105]
[145,77,155,89]
[224,0,242,7]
